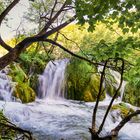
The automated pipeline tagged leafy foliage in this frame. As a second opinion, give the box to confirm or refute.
[123,54,140,106]
[75,0,140,33]
[125,56,140,87]
[19,50,50,74]
[80,36,138,62]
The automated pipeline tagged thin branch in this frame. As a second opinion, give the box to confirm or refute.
[97,58,125,134]
[48,31,59,54]
[50,0,58,19]
[0,15,76,70]
[17,15,76,48]
[0,0,19,51]
[91,60,108,133]
[58,31,88,59]
[45,39,100,66]
[0,0,20,24]
[111,110,140,136]
[39,0,67,34]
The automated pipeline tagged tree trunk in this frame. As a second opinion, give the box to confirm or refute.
[0,46,23,70]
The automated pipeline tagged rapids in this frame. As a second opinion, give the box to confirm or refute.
[0,69,15,101]
[0,59,140,140]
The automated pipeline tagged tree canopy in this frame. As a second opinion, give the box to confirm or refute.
[0,0,140,70]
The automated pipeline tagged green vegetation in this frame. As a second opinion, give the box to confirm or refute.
[112,103,134,118]
[123,54,140,106]
[1,22,139,105]
[124,84,140,106]
[9,63,36,103]
[19,49,52,91]
[19,50,50,74]
[66,58,105,101]
[0,111,15,139]
[0,0,140,139]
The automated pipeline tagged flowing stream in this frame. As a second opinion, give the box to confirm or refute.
[0,69,15,101]
[0,60,140,140]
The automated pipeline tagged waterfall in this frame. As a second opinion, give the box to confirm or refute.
[109,69,127,101]
[38,59,69,99]
[0,69,15,101]
[0,60,139,140]
[98,66,126,101]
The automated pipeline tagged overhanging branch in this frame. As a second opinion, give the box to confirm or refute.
[0,0,20,51]
[111,110,140,136]
[97,58,125,134]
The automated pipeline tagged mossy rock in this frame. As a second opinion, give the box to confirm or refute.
[13,83,35,103]
[9,63,36,103]
[123,84,140,107]
[83,74,105,101]
[111,103,134,118]
[66,58,94,101]
[66,58,105,101]
[82,90,94,101]
[105,70,120,97]
[105,84,116,97]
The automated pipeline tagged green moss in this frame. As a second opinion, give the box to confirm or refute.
[0,111,15,139]
[106,84,115,97]
[66,58,105,101]
[123,84,140,107]
[9,63,36,103]
[66,58,92,100]
[112,103,134,118]
[84,74,105,101]
[82,90,94,101]
[13,83,35,103]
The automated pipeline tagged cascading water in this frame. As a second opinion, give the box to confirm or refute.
[0,69,15,101]
[98,66,126,101]
[0,60,140,140]
[38,59,69,99]
[109,69,127,101]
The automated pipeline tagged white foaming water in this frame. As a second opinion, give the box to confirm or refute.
[0,69,15,101]
[0,99,140,140]
[98,66,126,101]
[109,69,127,101]
[38,59,69,99]
[0,60,140,140]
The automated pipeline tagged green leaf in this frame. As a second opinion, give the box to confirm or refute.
[122,28,129,34]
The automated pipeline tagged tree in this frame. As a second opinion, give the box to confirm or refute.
[0,0,140,139]
[0,0,139,70]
